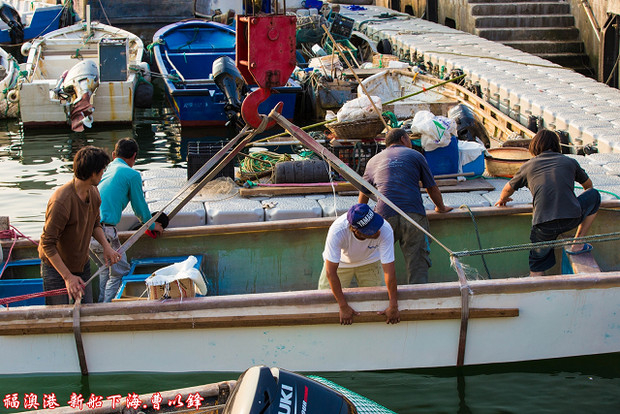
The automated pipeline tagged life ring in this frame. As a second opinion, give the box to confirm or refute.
[6,89,18,103]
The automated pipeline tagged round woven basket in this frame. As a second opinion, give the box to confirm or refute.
[326,118,385,140]
[485,147,532,178]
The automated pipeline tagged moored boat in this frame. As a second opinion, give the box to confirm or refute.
[0,45,20,117]
[0,1,70,45]
[1,195,619,375]
[152,19,300,127]
[17,20,146,130]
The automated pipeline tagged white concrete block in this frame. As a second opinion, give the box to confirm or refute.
[148,201,206,228]
[263,197,323,221]
[205,198,264,225]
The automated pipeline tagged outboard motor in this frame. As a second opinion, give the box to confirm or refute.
[223,366,357,414]
[0,1,24,44]
[52,60,100,132]
[212,56,247,123]
[448,104,490,148]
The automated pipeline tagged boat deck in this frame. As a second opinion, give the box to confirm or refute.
[340,6,620,154]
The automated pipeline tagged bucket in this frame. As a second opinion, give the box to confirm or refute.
[424,136,459,176]
[458,140,485,176]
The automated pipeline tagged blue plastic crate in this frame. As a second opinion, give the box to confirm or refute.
[0,279,44,306]
[462,153,485,176]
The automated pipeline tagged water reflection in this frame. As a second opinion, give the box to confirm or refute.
[0,104,188,237]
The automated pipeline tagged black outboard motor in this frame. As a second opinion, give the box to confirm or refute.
[448,104,490,148]
[0,2,24,44]
[213,56,247,123]
[223,366,357,414]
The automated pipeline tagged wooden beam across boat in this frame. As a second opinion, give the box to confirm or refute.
[0,306,519,336]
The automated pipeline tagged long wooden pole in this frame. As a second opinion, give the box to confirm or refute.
[247,119,337,145]
[321,24,390,131]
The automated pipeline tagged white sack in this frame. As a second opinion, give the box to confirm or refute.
[410,110,457,151]
[145,255,207,295]
[336,95,382,122]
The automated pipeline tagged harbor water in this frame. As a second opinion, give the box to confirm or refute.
[1,354,620,413]
[1,90,620,413]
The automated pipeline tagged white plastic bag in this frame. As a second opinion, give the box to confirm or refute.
[410,110,457,151]
[145,255,207,295]
[308,55,342,77]
[336,95,382,122]
[458,140,485,166]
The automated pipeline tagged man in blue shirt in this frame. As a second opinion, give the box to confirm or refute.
[359,128,452,284]
[91,138,164,302]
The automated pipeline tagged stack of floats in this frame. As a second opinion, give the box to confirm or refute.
[114,153,620,230]
[340,6,620,153]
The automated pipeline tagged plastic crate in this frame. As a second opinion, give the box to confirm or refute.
[329,141,383,175]
[187,141,235,181]
[330,14,354,39]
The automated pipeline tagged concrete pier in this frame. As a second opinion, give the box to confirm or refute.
[341,6,620,154]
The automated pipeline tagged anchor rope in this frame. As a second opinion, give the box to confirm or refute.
[452,231,620,258]
[458,204,491,278]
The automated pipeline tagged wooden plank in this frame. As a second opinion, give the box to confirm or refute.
[0,216,8,232]
[0,307,519,335]
[564,250,601,274]
[436,177,495,193]
[239,178,486,197]
[239,182,356,196]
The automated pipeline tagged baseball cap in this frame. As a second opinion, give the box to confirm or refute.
[347,203,384,236]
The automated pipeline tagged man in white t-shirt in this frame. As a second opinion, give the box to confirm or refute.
[318,203,400,325]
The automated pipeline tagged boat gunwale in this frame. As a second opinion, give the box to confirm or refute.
[4,202,620,249]
[1,272,619,322]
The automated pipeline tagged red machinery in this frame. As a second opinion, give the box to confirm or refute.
[236,13,297,129]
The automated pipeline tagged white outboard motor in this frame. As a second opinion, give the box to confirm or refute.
[223,366,357,414]
[52,60,99,132]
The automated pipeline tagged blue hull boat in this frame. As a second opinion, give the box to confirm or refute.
[0,4,66,45]
[152,20,300,127]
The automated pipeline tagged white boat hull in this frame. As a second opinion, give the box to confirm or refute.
[18,21,143,127]
[2,273,619,375]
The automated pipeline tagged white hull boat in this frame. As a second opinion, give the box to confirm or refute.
[17,20,145,130]
[1,271,619,375]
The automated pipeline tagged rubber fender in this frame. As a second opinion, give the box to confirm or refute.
[6,89,18,103]
[376,39,392,55]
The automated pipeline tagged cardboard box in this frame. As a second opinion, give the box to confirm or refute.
[148,278,196,300]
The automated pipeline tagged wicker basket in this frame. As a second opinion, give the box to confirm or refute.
[326,117,385,140]
[485,147,531,178]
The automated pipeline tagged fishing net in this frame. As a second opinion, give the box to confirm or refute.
[195,177,239,202]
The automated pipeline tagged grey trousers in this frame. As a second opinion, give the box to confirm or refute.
[41,261,93,305]
[90,225,130,302]
[387,212,432,284]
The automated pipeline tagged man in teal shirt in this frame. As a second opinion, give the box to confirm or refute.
[91,138,164,302]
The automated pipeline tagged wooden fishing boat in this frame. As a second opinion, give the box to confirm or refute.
[1,198,619,375]
[1,79,619,376]
[17,20,146,130]
[152,19,301,127]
